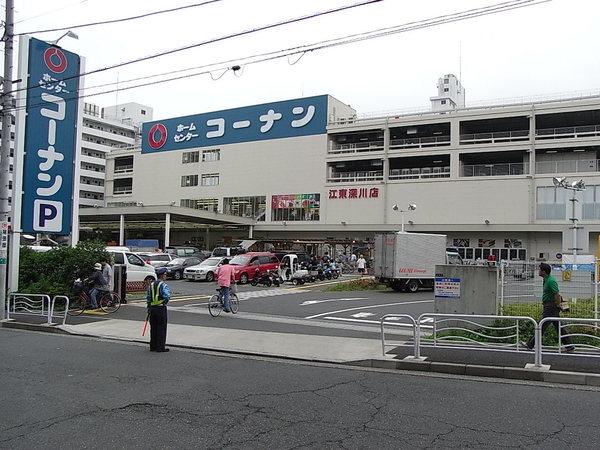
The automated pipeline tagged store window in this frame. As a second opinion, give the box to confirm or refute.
[271,193,320,222]
[536,186,566,220]
[180,198,218,212]
[223,196,266,221]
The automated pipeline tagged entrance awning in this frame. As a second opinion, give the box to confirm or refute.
[239,239,258,250]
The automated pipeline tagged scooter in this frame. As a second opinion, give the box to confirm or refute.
[250,270,281,287]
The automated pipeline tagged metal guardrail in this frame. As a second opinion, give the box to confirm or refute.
[6,293,70,325]
[460,130,529,144]
[380,312,600,369]
[327,171,384,183]
[462,162,528,177]
[536,317,600,366]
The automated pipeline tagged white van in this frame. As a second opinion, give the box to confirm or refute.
[107,249,156,283]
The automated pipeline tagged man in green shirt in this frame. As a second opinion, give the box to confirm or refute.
[523,263,574,351]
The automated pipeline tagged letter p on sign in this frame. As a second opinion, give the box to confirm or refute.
[33,200,63,232]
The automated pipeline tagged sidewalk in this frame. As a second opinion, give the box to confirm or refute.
[60,319,383,363]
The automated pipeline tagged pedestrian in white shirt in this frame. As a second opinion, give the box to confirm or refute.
[357,255,366,275]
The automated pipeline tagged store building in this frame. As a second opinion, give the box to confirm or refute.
[99,77,600,261]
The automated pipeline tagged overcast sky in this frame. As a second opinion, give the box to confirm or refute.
[8,0,600,120]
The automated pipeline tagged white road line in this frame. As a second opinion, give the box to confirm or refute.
[300,297,367,306]
[324,316,433,329]
[304,299,434,320]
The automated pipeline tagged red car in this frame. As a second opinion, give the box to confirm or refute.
[228,252,280,284]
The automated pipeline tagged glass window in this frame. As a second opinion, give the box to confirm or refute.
[126,253,144,266]
[180,198,218,212]
[182,151,199,164]
[201,173,219,186]
[258,256,271,264]
[500,249,509,260]
[202,149,220,162]
[465,248,474,260]
[509,249,518,260]
[475,248,483,260]
[271,194,320,222]
[223,196,266,221]
[111,252,125,264]
[181,175,198,187]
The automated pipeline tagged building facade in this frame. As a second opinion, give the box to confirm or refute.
[79,102,152,207]
[103,88,600,261]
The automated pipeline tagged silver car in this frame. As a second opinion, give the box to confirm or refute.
[184,257,225,282]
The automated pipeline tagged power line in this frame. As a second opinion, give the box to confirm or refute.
[17,0,224,35]
[9,0,383,96]
[14,0,88,25]
[9,0,551,114]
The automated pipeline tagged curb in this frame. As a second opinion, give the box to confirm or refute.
[4,321,600,387]
[350,358,600,387]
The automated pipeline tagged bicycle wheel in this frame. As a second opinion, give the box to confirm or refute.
[230,294,239,314]
[100,292,121,313]
[208,294,222,317]
[67,293,86,316]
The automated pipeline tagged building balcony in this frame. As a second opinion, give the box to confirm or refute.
[327,171,383,183]
[79,182,104,193]
[114,164,134,174]
[389,135,450,150]
[329,140,384,155]
[389,166,450,180]
[536,159,600,175]
[113,186,133,195]
[536,125,600,141]
[460,130,529,145]
[461,162,528,177]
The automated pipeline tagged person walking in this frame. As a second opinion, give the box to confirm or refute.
[146,267,171,352]
[215,259,236,313]
[357,255,367,275]
[523,263,574,352]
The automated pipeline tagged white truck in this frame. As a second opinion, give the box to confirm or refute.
[374,232,462,293]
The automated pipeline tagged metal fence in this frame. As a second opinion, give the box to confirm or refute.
[499,260,598,319]
[6,293,69,325]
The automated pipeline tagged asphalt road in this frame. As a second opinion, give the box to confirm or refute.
[2,328,599,449]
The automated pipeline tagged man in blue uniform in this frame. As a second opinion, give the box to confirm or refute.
[146,267,171,352]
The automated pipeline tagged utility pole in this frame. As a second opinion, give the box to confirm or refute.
[0,0,14,320]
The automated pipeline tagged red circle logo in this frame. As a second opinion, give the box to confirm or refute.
[43,47,68,73]
[148,123,168,150]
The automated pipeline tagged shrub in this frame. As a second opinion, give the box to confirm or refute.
[325,278,389,292]
[18,241,109,297]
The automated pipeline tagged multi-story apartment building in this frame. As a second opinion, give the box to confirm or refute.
[79,102,151,207]
[102,79,600,260]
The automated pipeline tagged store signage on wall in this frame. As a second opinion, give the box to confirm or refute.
[21,38,80,234]
[453,238,470,247]
[504,239,523,248]
[434,277,461,298]
[478,239,496,248]
[141,95,328,153]
[272,194,320,209]
[328,187,379,199]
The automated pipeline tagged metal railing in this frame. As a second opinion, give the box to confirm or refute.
[380,314,419,358]
[389,167,450,180]
[49,295,70,326]
[535,159,600,175]
[327,171,383,183]
[389,135,450,150]
[462,162,528,177]
[114,164,134,174]
[535,317,600,367]
[329,140,384,154]
[460,130,529,144]
[6,293,68,325]
[536,125,600,140]
[113,186,133,195]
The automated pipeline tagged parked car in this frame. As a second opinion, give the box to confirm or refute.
[107,249,157,283]
[165,246,201,257]
[183,256,226,282]
[211,246,245,257]
[139,252,174,268]
[164,256,202,280]
[228,252,279,284]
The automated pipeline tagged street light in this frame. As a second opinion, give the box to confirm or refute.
[552,176,586,263]
[49,30,79,46]
[392,203,417,232]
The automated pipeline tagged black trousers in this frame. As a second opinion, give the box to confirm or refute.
[527,302,573,349]
[149,305,168,351]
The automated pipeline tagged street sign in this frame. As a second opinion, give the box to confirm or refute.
[434,277,461,298]
[21,38,81,234]
[556,253,563,260]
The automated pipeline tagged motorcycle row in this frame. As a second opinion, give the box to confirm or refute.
[251,257,341,287]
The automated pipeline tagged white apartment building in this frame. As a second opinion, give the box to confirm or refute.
[100,82,600,261]
[79,102,152,207]
[0,109,15,209]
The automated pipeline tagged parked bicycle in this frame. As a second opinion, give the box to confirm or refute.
[208,287,239,317]
[67,279,121,316]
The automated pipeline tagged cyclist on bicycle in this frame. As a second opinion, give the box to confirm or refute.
[87,263,106,309]
[215,258,235,313]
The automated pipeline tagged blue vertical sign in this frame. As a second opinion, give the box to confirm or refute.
[21,38,80,234]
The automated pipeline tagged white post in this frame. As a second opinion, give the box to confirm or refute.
[119,214,125,246]
[400,211,405,232]
[571,190,578,264]
[248,225,253,239]
[164,213,171,248]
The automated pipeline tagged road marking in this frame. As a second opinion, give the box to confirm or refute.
[351,312,375,318]
[304,299,434,320]
[300,297,367,306]
[324,316,433,329]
